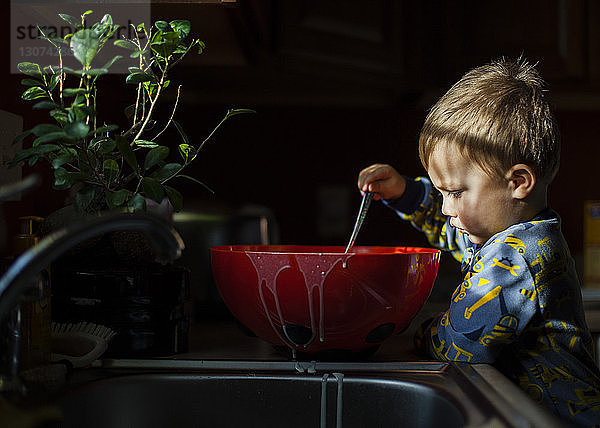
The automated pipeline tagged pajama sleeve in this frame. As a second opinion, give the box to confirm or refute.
[383,176,465,262]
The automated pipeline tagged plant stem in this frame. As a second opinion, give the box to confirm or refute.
[197,111,232,153]
[132,70,166,144]
[152,85,181,141]
[159,110,233,185]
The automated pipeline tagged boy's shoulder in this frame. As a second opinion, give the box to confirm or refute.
[481,208,580,295]
[488,208,562,253]
[484,208,574,284]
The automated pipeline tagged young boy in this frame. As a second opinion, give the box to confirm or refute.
[358,58,600,426]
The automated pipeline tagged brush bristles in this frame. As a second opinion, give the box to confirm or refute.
[52,321,117,341]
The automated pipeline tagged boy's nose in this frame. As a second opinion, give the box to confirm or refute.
[441,197,455,217]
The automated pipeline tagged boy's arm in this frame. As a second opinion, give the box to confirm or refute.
[415,242,538,363]
[382,176,465,261]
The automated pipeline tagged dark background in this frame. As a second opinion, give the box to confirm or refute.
[2,0,600,291]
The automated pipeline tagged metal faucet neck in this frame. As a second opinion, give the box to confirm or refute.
[0,212,184,393]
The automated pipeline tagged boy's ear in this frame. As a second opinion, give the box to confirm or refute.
[507,164,536,199]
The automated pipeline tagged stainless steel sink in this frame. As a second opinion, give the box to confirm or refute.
[47,360,562,428]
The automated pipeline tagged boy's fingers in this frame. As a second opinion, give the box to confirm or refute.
[358,164,390,191]
[366,180,385,195]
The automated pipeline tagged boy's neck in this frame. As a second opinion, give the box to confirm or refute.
[515,184,548,223]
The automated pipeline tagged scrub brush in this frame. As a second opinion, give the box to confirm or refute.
[51,321,117,368]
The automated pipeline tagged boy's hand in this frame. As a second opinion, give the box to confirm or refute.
[357,164,407,201]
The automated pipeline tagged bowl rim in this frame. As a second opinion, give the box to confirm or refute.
[210,245,441,256]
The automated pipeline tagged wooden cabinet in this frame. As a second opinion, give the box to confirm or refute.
[161,0,600,106]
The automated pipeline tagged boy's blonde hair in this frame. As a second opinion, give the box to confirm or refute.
[418,57,560,182]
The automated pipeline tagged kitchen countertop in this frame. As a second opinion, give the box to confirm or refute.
[176,301,448,362]
[176,294,600,365]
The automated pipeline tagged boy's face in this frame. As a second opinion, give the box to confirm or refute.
[427,144,517,245]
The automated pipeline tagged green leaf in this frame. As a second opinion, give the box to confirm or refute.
[127,193,146,212]
[130,50,146,59]
[100,13,113,25]
[12,130,32,146]
[114,39,138,51]
[63,88,88,97]
[176,174,214,194]
[22,87,48,101]
[79,153,97,172]
[61,67,83,76]
[106,189,129,209]
[75,186,96,212]
[197,40,206,54]
[77,104,95,117]
[102,159,119,185]
[50,110,69,125]
[134,139,159,148]
[178,143,192,162]
[115,135,138,172]
[37,29,61,39]
[9,148,34,166]
[32,124,62,136]
[10,145,59,166]
[172,120,190,144]
[41,66,58,75]
[155,21,171,32]
[164,185,183,212]
[71,94,87,107]
[85,68,108,76]
[151,39,179,58]
[173,44,187,55]
[126,72,155,84]
[33,101,59,110]
[21,78,42,87]
[97,138,116,154]
[152,29,179,50]
[17,62,42,78]
[152,163,182,182]
[65,121,90,138]
[98,14,115,34]
[144,146,169,170]
[142,177,165,203]
[36,132,67,144]
[169,20,191,38]
[49,73,61,91]
[102,55,122,70]
[58,13,81,28]
[31,144,60,154]
[226,108,257,118]
[145,82,159,98]
[51,149,76,168]
[53,167,77,189]
[70,29,100,66]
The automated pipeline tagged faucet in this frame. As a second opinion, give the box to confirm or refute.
[0,212,185,393]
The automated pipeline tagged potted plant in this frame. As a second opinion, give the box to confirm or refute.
[7,11,253,357]
[10,10,252,216]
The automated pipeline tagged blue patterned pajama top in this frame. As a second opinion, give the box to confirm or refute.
[384,176,600,426]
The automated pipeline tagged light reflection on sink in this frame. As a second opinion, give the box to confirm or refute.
[48,360,561,428]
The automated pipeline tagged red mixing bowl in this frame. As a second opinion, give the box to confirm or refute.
[210,245,440,355]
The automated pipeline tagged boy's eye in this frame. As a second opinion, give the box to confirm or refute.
[447,190,463,199]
